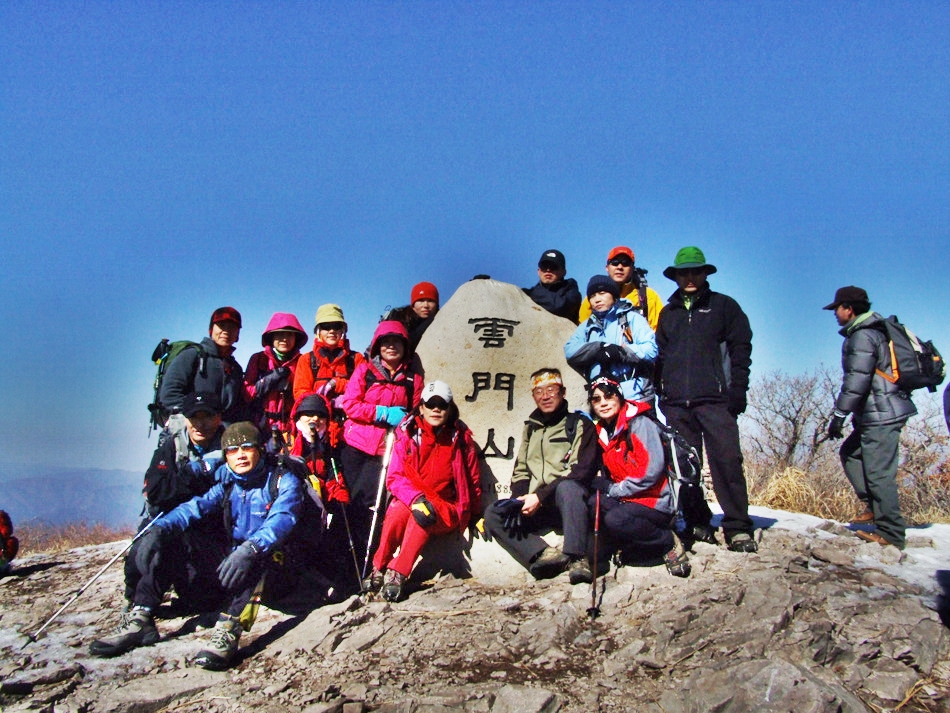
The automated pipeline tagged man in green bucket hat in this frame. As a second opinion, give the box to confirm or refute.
[655,247,757,553]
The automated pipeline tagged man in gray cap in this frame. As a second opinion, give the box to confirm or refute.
[655,246,756,552]
[523,249,583,323]
[824,286,916,549]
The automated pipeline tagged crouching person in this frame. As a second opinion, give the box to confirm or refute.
[484,369,597,583]
[90,422,303,670]
[587,377,689,578]
[364,381,482,601]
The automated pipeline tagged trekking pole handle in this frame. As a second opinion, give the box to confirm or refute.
[26,513,164,646]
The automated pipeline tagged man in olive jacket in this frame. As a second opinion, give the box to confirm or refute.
[655,247,756,552]
[484,369,598,583]
[825,286,916,550]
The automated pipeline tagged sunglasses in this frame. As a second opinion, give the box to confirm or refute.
[423,397,450,410]
[224,442,258,455]
[608,258,633,267]
[319,323,345,332]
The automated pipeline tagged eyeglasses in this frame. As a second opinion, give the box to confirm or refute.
[423,398,449,410]
[224,442,258,455]
[608,258,632,267]
[319,323,345,332]
[532,385,561,397]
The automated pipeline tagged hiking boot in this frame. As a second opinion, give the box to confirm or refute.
[726,532,758,553]
[856,530,903,549]
[381,570,406,602]
[361,569,384,594]
[194,614,242,670]
[664,548,691,578]
[89,606,158,657]
[528,546,569,580]
[691,524,719,545]
[568,556,593,585]
[850,507,875,525]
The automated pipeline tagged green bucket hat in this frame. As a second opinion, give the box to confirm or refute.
[221,421,262,450]
[663,246,718,281]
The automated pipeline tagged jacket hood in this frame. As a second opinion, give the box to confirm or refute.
[262,313,308,351]
[290,392,333,422]
[370,320,410,358]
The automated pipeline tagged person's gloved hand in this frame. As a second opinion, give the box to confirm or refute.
[591,476,613,495]
[134,526,168,573]
[827,411,847,439]
[728,390,747,417]
[411,496,438,527]
[256,366,290,395]
[601,343,627,363]
[316,378,337,397]
[326,479,350,504]
[493,498,525,535]
[217,540,262,590]
[469,517,491,541]
[375,405,407,427]
[296,418,316,443]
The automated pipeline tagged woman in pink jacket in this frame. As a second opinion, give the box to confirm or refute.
[244,313,308,447]
[340,320,424,571]
[365,380,482,601]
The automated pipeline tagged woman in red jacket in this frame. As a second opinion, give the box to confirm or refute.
[292,304,364,407]
[244,313,308,447]
[365,380,482,601]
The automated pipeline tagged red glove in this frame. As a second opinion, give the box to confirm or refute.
[325,479,350,504]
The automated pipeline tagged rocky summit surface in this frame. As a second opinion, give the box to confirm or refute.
[0,522,948,713]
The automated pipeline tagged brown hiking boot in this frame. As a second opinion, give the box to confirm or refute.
[89,606,159,657]
[528,546,569,580]
[855,530,902,549]
[850,507,874,525]
[194,614,242,670]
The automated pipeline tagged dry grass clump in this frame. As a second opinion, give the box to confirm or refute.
[750,467,856,521]
[15,521,134,556]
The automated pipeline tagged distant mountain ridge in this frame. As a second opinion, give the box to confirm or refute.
[0,465,142,528]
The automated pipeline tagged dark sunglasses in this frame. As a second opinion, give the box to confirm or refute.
[423,397,450,410]
[608,258,633,267]
[318,322,346,332]
[224,442,258,455]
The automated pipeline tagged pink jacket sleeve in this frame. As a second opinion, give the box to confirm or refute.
[385,428,424,508]
[340,363,378,425]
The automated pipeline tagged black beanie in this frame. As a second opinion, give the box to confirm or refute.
[586,274,620,300]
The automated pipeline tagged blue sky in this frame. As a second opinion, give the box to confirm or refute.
[1,2,947,472]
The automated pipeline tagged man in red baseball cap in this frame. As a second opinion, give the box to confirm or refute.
[382,282,440,351]
[578,246,663,329]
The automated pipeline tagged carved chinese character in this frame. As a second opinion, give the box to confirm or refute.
[480,428,515,460]
[464,372,516,411]
[468,317,520,348]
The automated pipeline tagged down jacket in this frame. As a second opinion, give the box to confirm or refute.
[564,299,658,402]
[835,312,917,426]
[655,285,752,410]
[292,337,364,402]
[157,456,303,555]
[387,416,482,532]
[594,401,672,514]
[244,313,308,436]
[341,321,424,457]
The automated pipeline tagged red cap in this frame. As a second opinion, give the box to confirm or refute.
[607,246,635,263]
[411,281,439,305]
[209,306,242,331]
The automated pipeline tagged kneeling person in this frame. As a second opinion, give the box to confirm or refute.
[484,369,597,583]
[91,422,303,670]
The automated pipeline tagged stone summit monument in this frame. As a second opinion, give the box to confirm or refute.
[414,278,588,580]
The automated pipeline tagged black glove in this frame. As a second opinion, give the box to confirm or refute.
[493,498,525,536]
[255,366,290,395]
[827,413,846,439]
[469,517,491,542]
[217,540,261,590]
[134,526,167,573]
[728,391,747,417]
[591,476,613,495]
[410,496,438,528]
[600,343,627,364]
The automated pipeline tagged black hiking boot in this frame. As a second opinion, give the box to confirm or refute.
[568,556,593,585]
[194,614,242,670]
[361,569,384,594]
[381,570,406,602]
[89,606,158,657]
[664,548,691,578]
[691,524,719,546]
[528,546,569,580]
[726,531,758,553]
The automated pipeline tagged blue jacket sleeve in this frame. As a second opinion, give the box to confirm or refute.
[247,472,304,554]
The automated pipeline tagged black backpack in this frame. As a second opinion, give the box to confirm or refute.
[148,339,207,434]
[875,315,946,393]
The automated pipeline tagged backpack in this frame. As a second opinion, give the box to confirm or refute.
[874,315,946,393]
[643,414,703,526]
[364,362,417,408]
[629,267,650,321]
[148,339,208,434]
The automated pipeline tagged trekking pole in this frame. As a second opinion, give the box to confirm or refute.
[23,513,164,648]
[328,455,363,590]
[362,429,395,581]
[587,490,602,619]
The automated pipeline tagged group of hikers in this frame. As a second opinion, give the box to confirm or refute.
[73,243,940,670]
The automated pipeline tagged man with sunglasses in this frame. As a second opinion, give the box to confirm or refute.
[484,368,598,583]
[91,421,304,670]
[522,249,583,324]
[578,246,664,330]
[655,247,756,553]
